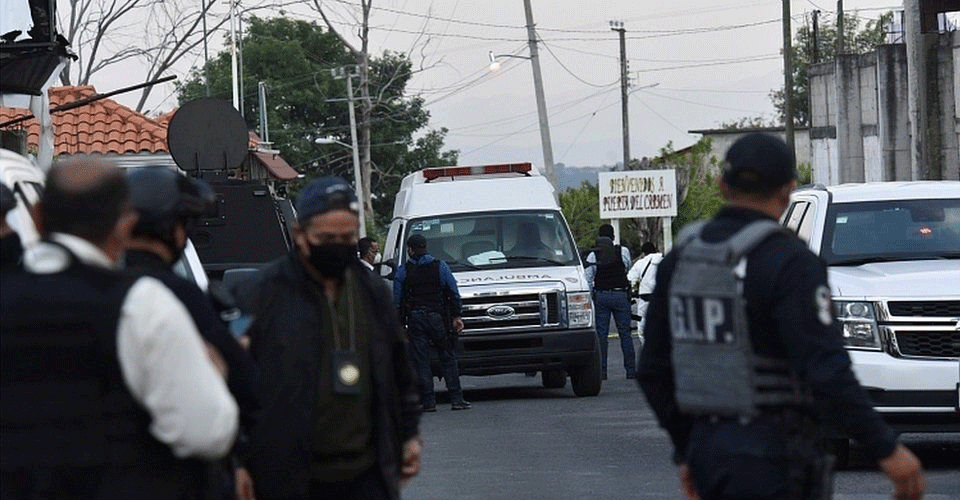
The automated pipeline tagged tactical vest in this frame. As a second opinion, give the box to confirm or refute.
[404,259,443,312]
[594,244,630,290]
[668,219,811,419]
[0,250,208,497]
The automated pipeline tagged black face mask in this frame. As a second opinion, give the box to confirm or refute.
[308,243,356,279]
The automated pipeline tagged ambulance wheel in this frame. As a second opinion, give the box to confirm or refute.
[570,344,602,397]
[541,369,566,389]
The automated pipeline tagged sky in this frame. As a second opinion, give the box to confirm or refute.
[1,0,919,168]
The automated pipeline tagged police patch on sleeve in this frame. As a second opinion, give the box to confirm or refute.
[815,285,833,325]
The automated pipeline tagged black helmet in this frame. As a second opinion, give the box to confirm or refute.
[1,183,15,216]
[126,166,215,241]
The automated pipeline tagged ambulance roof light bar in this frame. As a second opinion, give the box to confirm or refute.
[422,162,532,182]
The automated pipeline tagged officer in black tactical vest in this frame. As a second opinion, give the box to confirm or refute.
[637,133,924,500]
[124,166,260,499]
[585,224,635,380]
[1,159,238,500]
[394,233,471,411]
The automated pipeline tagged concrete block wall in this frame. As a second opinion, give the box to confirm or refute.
[941,31,959,180]
[809,61,839,184]
[808,31,959,184]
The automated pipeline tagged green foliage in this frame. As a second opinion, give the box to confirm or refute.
[673,162,724,233]
[559,181,600,251]
[797,162,813,185]
[650,138,723,236]
[176,16,457,228]
[717,116,779,130]
[772,11,892,126]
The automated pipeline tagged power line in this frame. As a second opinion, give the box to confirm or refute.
[639,88,770,114]
[635,54,781,73]
[539,39,619,88]
[447,86,618,134]
[319,15,795,43]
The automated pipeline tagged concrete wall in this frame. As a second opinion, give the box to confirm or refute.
[809,61,839,184]
[941,31,960,180]
[809,31,960,184]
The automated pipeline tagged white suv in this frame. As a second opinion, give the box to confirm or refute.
[783,181,960,434]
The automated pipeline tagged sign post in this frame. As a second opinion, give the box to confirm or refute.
[598,169,678,252]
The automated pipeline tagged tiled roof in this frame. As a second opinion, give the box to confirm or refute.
[252,151,299,180]
[0,85,168,156]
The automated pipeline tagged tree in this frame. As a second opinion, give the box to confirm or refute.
[56,0,274,112]
[646,138,723,240]
[309,0,377,219]
[176,16,457,227]
[559,181,600,251]
[772,11,892,127]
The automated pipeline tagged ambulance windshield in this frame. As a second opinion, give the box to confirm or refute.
[405,210,580,270]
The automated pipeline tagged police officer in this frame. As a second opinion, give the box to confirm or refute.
[124,166,258,417]
[1,182,21,267]
[585,224,635,380]
[124,166,260,499]
[637,133,924,500]
[1,159,238,500]
[394,233,471,411]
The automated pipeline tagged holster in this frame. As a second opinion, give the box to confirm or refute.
[782,410,835,500]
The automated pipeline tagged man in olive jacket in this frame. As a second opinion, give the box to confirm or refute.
[232,177,422,500]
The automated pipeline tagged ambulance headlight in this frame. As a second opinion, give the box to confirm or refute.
[833,301,881,350]
[567,292,593,328]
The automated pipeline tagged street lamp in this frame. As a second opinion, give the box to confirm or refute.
[488,51,530,72]
[486,50,556,191]
[314,136,366,237]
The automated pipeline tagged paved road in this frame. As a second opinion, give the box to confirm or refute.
[403,338,960,500]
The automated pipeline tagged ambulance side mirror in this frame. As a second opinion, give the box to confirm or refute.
[375,259,397,280]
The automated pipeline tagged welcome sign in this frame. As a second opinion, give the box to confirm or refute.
[598,169,678,219]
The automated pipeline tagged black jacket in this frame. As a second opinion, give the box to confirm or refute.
[638,206,898,463]
[232,253,420,500]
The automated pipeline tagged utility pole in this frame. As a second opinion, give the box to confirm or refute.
[202,5,209,97]
[812,10,821,63]
[522,0,556,189]
[339,67,366,237]
[238,16,245,117]
[837,0,845,54]
[258,82,269,144]
[229,0,239,110]
[782,0,795,153]
[610,21,630,171]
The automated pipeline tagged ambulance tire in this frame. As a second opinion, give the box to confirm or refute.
[570,342,602,397]
[541,369,566,389]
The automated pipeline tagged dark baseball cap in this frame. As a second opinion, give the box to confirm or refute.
[722,133,797,192]
[406,233,427,250]
[296,176,359,222]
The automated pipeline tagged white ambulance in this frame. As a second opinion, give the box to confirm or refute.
[384,163,602,396]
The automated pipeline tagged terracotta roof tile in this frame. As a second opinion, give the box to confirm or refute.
[0,85,169,156]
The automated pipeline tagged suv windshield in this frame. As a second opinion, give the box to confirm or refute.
[821,198,960,265]
[404,210,580,271]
